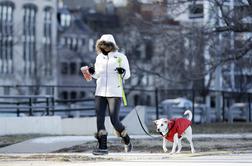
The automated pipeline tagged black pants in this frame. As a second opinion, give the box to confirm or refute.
[95,96,125,133]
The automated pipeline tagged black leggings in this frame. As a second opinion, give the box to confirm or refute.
[95,96,125,133]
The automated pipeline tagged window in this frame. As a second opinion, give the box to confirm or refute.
[67,37,71,48]
[189,4,204,19]
[89,38,94,52]
[70,91,77,99]
[145,42,152,60]
[61,62,68,74]
[80,38,85,46]
[4,86,10,95]
[80,91,86,98]
[60,13,71,27]
[134,95,139,106]
[23,4,37,75]
[61,91,68,100]
[146,95,151,106]
[70,62,76,75]
[0,2,14,74]
[135,45,141,58]
[71,38,77,51]
[43,7,53,76]
[60,37,65,46]
[64,37,82,51]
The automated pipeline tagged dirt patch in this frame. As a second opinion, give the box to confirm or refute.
[55,137,252,154]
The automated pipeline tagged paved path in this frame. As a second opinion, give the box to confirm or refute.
[0,136,93,153]
[0,151,251,166]
[0,133,252,153]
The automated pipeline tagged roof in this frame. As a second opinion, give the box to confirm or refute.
[59,17,92,36]
[63,0,96,10]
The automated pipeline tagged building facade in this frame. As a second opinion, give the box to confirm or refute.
[0,0,57,95]
[57,1,97,100]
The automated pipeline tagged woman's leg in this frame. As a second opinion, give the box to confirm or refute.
[93,96,108,155]
[107,97,132,152]
[95,96,108,132]
[107,97,124,132]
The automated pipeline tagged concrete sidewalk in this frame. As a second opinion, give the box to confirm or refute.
[0,151,252,166]
[0,133,252,153]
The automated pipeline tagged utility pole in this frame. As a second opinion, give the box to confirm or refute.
[215,1,227,122]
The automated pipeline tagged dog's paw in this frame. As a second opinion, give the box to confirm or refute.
[191,149,195,153]
[175,151,181,154]
[163,148,168,153]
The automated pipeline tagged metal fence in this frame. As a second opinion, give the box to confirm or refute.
[0,95,95,117]
[0,85,251,123]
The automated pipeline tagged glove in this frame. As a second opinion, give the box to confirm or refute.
[88,67,95,75]
[116,67,125,75]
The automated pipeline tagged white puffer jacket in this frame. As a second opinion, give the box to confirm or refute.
[92,51,130,97]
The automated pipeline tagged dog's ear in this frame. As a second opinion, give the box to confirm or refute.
[153,120,158,125]
[163,119,169,124]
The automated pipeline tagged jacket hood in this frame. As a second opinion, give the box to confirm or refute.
[96,34,119,54]
[98,34,117,45]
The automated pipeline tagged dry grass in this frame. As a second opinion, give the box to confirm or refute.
[192,122,252,134]
[55,136,252,153]
[148,122,252,134]
[56,122,252,153]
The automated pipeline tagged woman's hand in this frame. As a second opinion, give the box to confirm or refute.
[88,67,95,75]
[115,67,125,75]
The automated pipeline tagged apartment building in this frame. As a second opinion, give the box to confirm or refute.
[0,0,57,95]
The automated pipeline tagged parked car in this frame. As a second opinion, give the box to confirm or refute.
[161,97,192,109]
[161,97,208,123]
[226,103,252,123]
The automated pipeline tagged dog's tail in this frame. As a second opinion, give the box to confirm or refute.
[184,110,192,121]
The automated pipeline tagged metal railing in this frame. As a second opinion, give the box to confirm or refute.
[0,95,95,117]
[0,95,54,116]
[0,85,251,123]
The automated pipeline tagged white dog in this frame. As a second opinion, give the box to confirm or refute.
[154,110,195,154]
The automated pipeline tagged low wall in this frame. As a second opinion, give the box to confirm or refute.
[0,116,62,135]
[62,117,114,135]
[0,106,149,136]
[121,106,149,135]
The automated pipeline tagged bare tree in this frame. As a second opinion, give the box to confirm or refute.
[122,0,252,92]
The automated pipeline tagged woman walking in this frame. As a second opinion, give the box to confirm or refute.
[81,34,132,155]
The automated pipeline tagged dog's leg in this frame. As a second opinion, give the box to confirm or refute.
[185,127,195,153]
[176,138,182,153]
[169,133,178,154]
[162,137,168,153]
[188,137,195,153]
